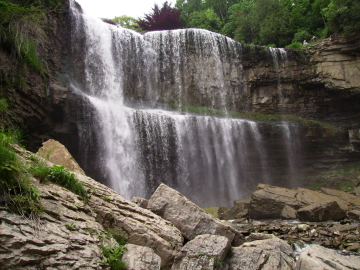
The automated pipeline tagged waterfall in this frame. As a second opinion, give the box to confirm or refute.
[66,1,303,208]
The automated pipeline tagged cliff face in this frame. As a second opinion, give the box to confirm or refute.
[240,36,360,127]
[0,0,71,150]
[0,1,359,190]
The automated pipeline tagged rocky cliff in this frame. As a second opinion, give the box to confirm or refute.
[0,0,359,195]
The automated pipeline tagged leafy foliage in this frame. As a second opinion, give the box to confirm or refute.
[28,158,87,199]
[325,0,360,37]
[101,245,127,270]
[100,230,127,270]
[187,8,223,32]
[0,126,43,217]
[175,0,360,47]
[137,1,184,31]
[113,15,141,32]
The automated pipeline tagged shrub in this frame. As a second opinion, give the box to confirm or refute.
[0,129,43,217]
[28,158,87,199]
[137,1,184,31]
[101,245,127,270]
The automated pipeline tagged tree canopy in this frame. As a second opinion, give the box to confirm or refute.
[137,1,184,31]
[171,0,360,47]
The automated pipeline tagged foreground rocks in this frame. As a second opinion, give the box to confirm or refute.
[1,142,360,269]
[148,183,245,246]
[225,236,295,270]
[296,244,360,270]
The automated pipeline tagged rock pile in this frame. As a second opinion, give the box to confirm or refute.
[220,183,360,222]
[1,141,360,269]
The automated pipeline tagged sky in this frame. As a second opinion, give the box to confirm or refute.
[75,0,177,19]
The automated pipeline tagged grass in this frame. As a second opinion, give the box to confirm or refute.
[28,156,87,200]
[306,162,360,192]
[100,230,128,270]
[0,128,43,217]
[203,207,219,218]
[168,103,338,130]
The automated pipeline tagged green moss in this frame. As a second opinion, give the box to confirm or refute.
[168,103,338,130]
[203,207,219,218]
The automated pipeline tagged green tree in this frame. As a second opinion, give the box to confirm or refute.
[325,0,360,37]
[113,15,141,31]
[187,8,223,32]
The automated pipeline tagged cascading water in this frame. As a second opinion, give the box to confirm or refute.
[66,1,304,208]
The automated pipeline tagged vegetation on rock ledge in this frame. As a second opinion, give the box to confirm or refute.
[169,103,338,130]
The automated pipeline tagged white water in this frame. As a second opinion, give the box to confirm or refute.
[67,1,302,207]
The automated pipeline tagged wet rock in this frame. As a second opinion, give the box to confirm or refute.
[225,236,295,269]
[297,201,346,222]
[296,244,360,270]
[297,224,310,232]
[147,184,245,246]
[171,234,231,270]
[122,244,161,270]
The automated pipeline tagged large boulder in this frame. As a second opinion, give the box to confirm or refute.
[224,236,295,269]
[320,187,360,206]
[297,200,346,222]
[171,234,231,270]
[249,184,351,220]
[147,184,244,246]
[76,175,183,269]
[296,244,360,270]
[122,244,161,270]
[37,139,85,175]
[249,184,298,219]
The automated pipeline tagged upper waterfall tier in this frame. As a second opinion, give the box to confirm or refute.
[67,1,300,113]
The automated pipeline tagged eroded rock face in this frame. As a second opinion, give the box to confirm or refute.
[75,175,184,269]
[122,244,161,270]
[147,183,245,246]
[0,209,104,270]
[171,234,231,270]
[224,236,295,270]
[0,146,184,270]
[296,244,360,270]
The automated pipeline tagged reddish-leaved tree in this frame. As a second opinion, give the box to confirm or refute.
[137,1,184,31]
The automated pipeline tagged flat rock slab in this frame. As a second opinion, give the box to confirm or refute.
[171,234,231,270]
[122,244,161,270]
[224,237,295,269]
[249,184,350,220]
[296,244,360,269]
[147,184,244,246]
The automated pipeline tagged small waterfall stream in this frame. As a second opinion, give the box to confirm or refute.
[66,1,303,208]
